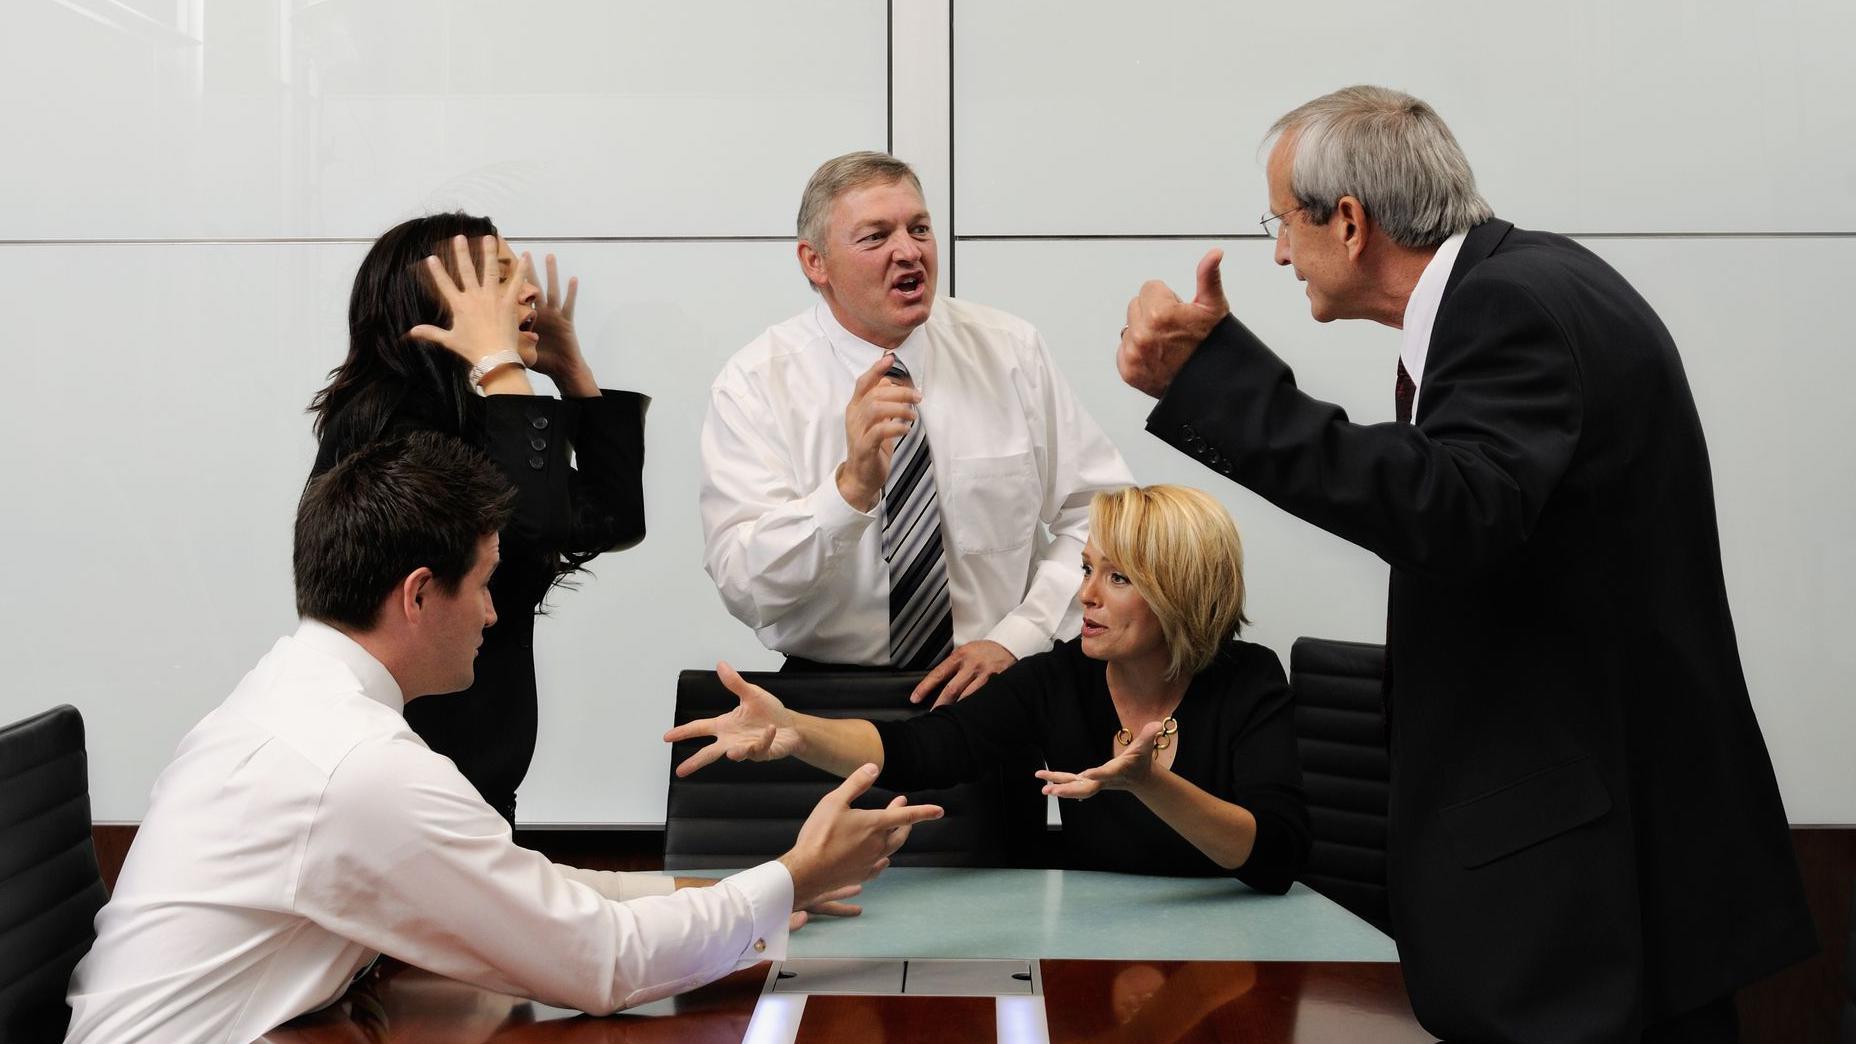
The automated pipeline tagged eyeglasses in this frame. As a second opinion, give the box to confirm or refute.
[1260,205,1305,239]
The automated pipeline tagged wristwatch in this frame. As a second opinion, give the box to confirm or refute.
[468,349,527,389]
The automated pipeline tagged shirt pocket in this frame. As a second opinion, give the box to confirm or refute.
[944,451,1039,555]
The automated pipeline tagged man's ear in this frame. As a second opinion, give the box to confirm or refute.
[797,240,828,290]
[1334,195,1371,262]
[395,567,437,627]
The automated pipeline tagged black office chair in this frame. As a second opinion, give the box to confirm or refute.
[1289,637,1392,935]
[665,669,1048,870]
[0,705,108,1044]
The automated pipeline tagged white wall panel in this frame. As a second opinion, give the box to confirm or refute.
[0,238,813,823]
[0,1,885,240]
[953,0,1856,235]
[957,235,1856,824]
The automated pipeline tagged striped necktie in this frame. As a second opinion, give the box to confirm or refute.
[880,357,954,670]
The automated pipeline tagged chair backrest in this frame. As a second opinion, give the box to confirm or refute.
[1289,638,1391,935]
[0,705,107,1044]
[665,669,1048,870]
[1840,875,1856,1044]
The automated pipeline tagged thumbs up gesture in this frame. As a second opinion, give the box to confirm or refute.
[1117,249,1230,398]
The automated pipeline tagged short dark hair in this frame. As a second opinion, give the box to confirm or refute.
[294,432,515,629]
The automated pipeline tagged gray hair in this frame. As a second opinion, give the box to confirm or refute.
[1267,85,1492,248]
[796,151,923,251]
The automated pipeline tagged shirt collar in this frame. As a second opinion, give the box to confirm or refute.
[1398,231,1468,397]
[292,618,405,713]
[813,301,931,374]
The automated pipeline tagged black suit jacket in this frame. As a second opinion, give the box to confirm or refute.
[312,388,648,821]
[1148,220,1813,1042]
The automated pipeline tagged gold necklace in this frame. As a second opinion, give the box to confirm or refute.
[1115,717,1178,751]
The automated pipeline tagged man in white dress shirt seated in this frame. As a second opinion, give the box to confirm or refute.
[63,433,940,1044]
[701,151,1133,706]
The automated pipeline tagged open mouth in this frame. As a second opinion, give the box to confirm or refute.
[1081,617,1106,637]
[519,309,538,333]
[892,272,924,297]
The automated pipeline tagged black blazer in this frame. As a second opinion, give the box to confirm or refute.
[1148,220,1813,1042]
[311,387,647,822]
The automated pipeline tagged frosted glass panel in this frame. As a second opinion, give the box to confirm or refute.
[0,1,886,239]
[954,0,1856,235]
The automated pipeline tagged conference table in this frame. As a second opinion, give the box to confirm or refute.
[263,867,1434,1043]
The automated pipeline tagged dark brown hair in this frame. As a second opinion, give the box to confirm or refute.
[294,432,515,629]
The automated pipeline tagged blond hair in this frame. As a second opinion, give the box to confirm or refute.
[1089,485,1249,679]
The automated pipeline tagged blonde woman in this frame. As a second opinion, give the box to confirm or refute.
[667,485,1309,891]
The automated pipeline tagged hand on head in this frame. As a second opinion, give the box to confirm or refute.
[778,764,943,912]
[1117,249,1229,399]
[530,253,598,394]
[836,352,922,511]
[407,234,534,368]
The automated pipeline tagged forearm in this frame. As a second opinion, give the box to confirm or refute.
[1128,767,1259,870]
[792,714,885,779]
[701,484,874,629]
[1147,308,1578,575]
[551,360,601,398]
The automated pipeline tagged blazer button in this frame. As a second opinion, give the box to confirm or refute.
[530,416,550,431]
[527,455,545,470]
[530,436,548,451]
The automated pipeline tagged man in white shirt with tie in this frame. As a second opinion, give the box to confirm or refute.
[63,433,939,1043]
[701,151,1132,706]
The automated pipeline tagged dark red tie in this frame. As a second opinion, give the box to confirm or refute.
[1395,360,1416,425]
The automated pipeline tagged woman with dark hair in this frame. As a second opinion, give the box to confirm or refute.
[310,215,646,824]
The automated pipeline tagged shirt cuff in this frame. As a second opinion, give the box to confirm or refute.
[806,469,879,544]
[985,613,1053,662]
[721,860,795,964]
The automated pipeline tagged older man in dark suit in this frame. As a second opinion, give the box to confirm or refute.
[1118,84,1813,1043]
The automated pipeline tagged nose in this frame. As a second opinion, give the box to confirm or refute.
[484,593,498,630]
[1273,233,1292,267]
[893,233,923,264]
[1078,573,1100,608]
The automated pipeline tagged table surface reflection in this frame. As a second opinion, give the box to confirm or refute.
[263,959,1434,1043]
[264,868,1428,1042]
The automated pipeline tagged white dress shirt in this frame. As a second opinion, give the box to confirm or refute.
[1398,231,1467,421]
[64,621,791,1044]
[700,297,1133,665]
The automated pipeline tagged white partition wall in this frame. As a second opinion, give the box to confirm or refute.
[2,0,1850,825]
[0,0,886,824]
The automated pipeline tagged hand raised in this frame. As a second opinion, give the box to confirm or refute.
[1117,248,1229,398]
[662,662,802,777]
[778,765,943,911]
[1035,720,1164,799]
[837,352,921,511]
[530,253,598,396]
[406,235,533,368]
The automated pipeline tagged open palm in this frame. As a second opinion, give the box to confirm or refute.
[664,662,803,776]
[1035,720,1162,799]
